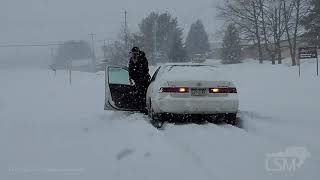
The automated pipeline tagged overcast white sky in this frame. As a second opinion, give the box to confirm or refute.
[0,0,222,67]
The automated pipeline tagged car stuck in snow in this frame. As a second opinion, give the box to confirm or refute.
[104,63,239,127]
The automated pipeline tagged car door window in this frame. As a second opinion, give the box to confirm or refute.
[108,67,130,85]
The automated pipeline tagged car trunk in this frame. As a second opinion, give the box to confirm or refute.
[166,80,233,98]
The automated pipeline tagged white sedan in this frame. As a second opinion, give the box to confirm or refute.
[104,63,239,127]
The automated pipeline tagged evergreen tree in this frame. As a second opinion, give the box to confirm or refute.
[185,20,210,59]
[221,24,242,64]
[133,12,186,64]
[302,0,320,46]
[168,26,186,62]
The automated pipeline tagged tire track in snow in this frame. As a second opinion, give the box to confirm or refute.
[161,125,221,180]
[160,121,256,180]
[239,111,272,120]
[139,116,217,180]
[122,114,215,180]
[238,110,274,132]
[101,112,248,180]
[162,123,268,180]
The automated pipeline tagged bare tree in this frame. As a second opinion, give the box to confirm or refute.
[218,0,264,63]
[218,0,311,65]
[264,0,287,64]
[252,0,264,63]
[283,0,296,65]
[102,27,134,66]
[283,0,311,66]
[256,0,284,64]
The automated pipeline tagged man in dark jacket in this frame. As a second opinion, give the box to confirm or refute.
[128,47,151,111]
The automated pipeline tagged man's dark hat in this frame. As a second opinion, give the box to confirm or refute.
[131,47,140,53]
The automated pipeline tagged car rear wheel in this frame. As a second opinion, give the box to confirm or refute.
[225,113,238,125]
[148,100,163,129]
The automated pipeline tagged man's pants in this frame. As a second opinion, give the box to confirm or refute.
[134,83,148,109]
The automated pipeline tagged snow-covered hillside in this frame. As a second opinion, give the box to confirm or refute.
[0,60,319,180]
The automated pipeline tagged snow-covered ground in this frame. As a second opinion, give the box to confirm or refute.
[0,59,319,180]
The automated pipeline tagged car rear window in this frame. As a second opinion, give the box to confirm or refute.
[166,65,215,72]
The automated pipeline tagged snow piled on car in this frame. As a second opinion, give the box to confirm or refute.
[158,64,233,82]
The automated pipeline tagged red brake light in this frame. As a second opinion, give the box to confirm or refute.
[209,88,237,93]
[160,87,189,93]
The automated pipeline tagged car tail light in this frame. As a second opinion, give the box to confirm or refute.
[209,87,237,93]
[160,87,189,93]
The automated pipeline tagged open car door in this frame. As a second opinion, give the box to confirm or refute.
[104,65,142,111]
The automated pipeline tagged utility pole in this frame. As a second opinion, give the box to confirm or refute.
[69,68,72,85]
[50,47,56,76]
[124,10,128,51]
[50,47,54,60]
[50,47,55,66]
[154,19,157,59]
[89,33,96,72]
[103,39,106,59]
[317,35,319,76]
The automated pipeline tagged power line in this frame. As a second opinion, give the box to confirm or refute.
[0,43,63,48]
[97,38,116,43]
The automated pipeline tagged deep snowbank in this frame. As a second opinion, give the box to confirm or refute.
[0,60,319,180]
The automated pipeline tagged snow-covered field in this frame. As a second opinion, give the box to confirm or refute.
[0,59,319,180]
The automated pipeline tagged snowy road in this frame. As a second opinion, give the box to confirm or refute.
[0,60,319,180]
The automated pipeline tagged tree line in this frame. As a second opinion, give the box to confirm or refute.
[51,12,211,70]
[103,12,210,66]
[218,0,320,66]
[51,40,92,68]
